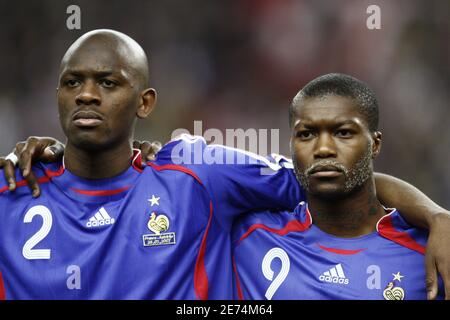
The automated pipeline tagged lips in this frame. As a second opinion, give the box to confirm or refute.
[309,165,343,178]
[310,165,342,174]
[72,111,103,128]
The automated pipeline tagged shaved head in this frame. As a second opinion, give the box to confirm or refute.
[57,29,157,161]
[60,29,149,89]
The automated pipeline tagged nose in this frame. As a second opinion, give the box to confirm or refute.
[75,81,101,106]
[313,132,337,159]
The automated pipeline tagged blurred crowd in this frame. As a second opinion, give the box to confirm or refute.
[0,0,448,207]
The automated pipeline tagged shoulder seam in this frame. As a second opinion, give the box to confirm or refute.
[146,162,203,185]
[377,214,426,255]
[237,218,311,246]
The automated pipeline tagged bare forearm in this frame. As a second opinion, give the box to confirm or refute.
[374,172,448,228]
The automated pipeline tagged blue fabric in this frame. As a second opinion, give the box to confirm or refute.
[0,135,304,299]
[232,202,444,300]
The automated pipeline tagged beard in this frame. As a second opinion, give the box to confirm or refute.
[294,142,373,197]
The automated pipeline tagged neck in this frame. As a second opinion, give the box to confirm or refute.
[307,178,386,237]
[64,140,133,179]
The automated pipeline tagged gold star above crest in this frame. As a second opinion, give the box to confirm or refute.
[148,195,160,206]
[392,272,404,282]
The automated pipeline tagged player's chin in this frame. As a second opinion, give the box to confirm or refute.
[69,131,111,151]
[309,182,346,199]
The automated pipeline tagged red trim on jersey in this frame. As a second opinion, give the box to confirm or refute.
[145,161,209,298]
[0,271,6,300]
[0,165,64,194]
[232,256,244,300]
[194,201,213,300]
[316,243,365,255]
[45,165,65,178]
[132,163,143,173]
[238,217,311,244]
[305,206,314,223]
[70,185,131,196]
[146,162,203,185]
[377,214,425,254]
[0,176,51,194]
[131,149,144,173]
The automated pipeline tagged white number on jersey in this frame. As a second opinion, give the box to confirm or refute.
[22,205,52,260]
[262,247,290,300]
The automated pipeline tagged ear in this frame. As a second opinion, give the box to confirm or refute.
[371,131,382,159]
[136,88,157,119]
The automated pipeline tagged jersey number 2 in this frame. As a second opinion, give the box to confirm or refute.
[261,247,290,300]
[22,205,52,260]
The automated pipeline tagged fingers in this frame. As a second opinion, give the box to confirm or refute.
[0,148,39,197]
[436,261,450,300]
[18,139,38,178]
[427,212,450,300]
[139,141,153,161]
[38,139,65,163]
[133,140,141,150]
[425,254,438,300]
[0,157,17,190]
[140,141,162,161]
[3,158,17,190]
[41,145,62,163]
[444,279,450,300]
[23,169,40,198]
[17,138,44,197]
[150,141,162,160]
[1,137,63,197]
[0,158,17,190]
[16,136,64,165]
[0,143,24,190]
[133,140,162,161]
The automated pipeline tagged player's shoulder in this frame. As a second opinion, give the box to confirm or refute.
[156,133,293,169]
[0,163,48,197]
[140,136,207,184]
[377,209,428,254]
[232,202,313,245]
[159,134,207,153]
[155,134,206,163]
[232,207,304,244]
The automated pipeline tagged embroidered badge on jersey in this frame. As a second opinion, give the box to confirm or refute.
[142,195,176,247]
[382,272,405,300]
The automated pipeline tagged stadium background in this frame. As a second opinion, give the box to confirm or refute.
[0,0,448,208]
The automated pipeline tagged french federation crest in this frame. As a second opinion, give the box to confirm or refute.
[383,272,405,300]
[147,212,169,234]
[142,212,176,247]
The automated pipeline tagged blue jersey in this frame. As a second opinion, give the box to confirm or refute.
[0,135,303,299]
[232,202,443,300]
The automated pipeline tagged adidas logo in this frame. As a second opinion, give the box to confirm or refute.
[319,264,349,285]
[86,207,115,228]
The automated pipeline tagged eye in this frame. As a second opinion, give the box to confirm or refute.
[99,79,116,88]
[296,130,315,140]
[335,129,353,138]
[65,79,81,88]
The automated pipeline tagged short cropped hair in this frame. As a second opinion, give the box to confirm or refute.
[290,73,379,131]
